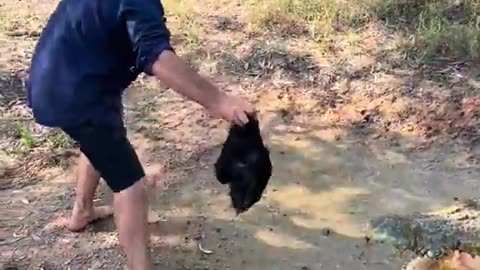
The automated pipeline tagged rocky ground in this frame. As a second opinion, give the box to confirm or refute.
[1,0,480,269]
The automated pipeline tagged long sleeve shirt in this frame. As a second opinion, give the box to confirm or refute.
[27,0,174,128]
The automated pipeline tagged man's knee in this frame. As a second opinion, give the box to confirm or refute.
[115,178,148,204]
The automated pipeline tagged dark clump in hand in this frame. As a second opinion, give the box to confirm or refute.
[214,113,272,215]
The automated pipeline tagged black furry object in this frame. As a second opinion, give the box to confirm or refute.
[214,114,272,215]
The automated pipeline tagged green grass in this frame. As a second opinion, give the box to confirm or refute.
[373,0,480,62]
[46,131,71,149]
[246,0,480,63]
[15,122,36,150]
[12,123,71,156]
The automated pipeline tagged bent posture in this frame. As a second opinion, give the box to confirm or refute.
[27,0,253,269]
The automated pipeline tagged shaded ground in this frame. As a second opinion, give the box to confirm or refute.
[1,0,480,269]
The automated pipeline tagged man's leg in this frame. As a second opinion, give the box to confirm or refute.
[68,153,113,232]
[63,123,154,269]
[114,177,153,270]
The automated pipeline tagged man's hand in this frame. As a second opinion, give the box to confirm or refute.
[209,93,254,126]
[151,50,254,125]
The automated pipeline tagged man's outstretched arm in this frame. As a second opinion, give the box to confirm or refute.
[150,50,253,125]
[122,0,253,125]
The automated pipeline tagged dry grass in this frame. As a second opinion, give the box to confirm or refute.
[246,0,480,63]
[162,0,197,26]
[0,0,479,163]
[373,0,480,62]
[246,0,370,39]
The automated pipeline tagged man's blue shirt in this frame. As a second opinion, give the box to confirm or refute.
[27,0,173,128]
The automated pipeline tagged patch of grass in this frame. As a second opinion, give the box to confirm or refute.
[185,26,200,45]
[9,123,73,159]
[371,0,480,62]
[162,0,197,25]
[46,131,71,149]
[247,0,370,39]
[162,0,202,48]
[15,122,36,151]
[246,0,479,63]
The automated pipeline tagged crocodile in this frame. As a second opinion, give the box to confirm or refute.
[366,198,480,261]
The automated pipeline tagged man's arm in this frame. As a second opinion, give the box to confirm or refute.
[151,51,253,124]
[150,50,225,114]
[121,0,253,124]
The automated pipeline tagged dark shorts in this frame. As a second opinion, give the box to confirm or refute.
[62,122,145,193]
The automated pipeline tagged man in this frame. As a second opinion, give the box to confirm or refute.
[26,0,254,269]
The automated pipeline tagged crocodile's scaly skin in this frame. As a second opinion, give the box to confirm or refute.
[366,199,480,260]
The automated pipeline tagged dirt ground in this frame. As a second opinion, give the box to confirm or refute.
[1,0,480,269]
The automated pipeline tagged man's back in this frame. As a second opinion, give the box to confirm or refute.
[27,0,172,128]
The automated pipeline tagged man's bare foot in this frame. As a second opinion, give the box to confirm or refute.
[67,205,114,232]
[403,257,439,270]
[443,251,480,270]
[403,251,480,270]
[147,207,161,224]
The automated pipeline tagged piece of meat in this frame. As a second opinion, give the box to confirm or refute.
[214,113,272,214]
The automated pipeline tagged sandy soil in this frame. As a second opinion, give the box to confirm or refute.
[2,86,480,270]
